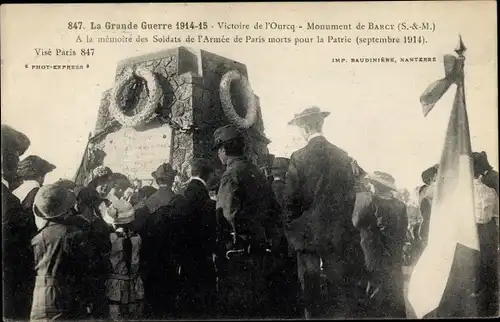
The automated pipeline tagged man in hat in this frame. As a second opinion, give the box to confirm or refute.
[14,155,56,229]
[473,151,499,196]
[212,124,282,318]
[283,106,364,318]
[1,124,36,320]
[352,171,408,318]
[177,158,218,318]
[140,162,178,213]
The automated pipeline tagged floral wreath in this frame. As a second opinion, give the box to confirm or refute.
[109,66,162,128]
[219,70,257,129]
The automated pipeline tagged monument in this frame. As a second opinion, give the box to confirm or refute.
[75,46,272,190]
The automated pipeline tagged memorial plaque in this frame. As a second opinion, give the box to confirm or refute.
[103,125,173,180]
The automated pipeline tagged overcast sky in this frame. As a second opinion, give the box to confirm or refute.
[2,2,497,194]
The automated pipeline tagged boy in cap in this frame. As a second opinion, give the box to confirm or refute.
[30,184,99,320]
[1,124,35,320]
[283,106,363,318]
[212,124,282,318]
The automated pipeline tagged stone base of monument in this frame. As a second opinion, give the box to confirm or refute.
[81,46,271,191]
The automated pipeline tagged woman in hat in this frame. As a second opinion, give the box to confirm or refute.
[30,184,98,320]
[103,199,145,320]
[13,155,56,227]
[352,171,408,318]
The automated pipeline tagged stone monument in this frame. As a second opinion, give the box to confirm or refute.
[79,46,271,191]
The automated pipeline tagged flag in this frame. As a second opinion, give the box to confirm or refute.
[73,132,92,185]
[408,38,480,318]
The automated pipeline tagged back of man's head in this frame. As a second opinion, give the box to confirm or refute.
[191,158,215,181]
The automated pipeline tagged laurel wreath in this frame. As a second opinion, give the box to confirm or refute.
[219,70,257,129]
[109,66,162,128]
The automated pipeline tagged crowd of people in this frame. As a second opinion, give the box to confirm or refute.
[1,105,498,320]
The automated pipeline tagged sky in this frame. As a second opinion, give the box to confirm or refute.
[1,2,497,193]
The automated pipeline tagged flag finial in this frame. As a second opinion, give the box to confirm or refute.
[455,35,466,56]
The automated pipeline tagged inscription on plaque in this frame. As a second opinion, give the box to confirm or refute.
[103,126,173,180]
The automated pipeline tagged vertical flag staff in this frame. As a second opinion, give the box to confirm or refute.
[408,36,480,318]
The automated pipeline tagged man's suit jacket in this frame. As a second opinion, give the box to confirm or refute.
[2,183,37,319]
[283,136,358,253]
[183,179,217,259]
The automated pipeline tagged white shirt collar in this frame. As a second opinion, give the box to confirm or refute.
[2,177,9,188]
[13,180,41,201]
[307,132,324,142]
[190,176,208,188]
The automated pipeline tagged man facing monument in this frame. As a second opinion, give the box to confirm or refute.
[282,106,362,319]
[213,124,282,318]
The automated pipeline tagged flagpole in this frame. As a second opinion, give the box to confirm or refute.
[455,35,467,114]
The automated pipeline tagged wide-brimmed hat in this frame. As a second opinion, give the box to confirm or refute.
[421,164,439,185]
[1,124,30,155]
[33,184,77,219]
[17,155,56,179]
[287,106,330,126]
[212,124,244,150]
[151,163,178,181]
[367,171,397,191]
[103,199,135,225]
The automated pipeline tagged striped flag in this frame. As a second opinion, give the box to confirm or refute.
[408,37,480,318]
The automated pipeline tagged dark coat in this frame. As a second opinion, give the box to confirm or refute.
[216,156,282,248]
[138,193,188,318]
[352,191,408,318]
[30,220,99,320]
[2,182,37,320]
[142,186,175,213]
[272,178,286,209]
[178,179,217,316]
[482,169,499,196]
[283,136,358,253]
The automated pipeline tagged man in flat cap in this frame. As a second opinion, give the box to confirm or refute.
[1,124,36,320]
[212,124,282,318]
[283,107,363,318]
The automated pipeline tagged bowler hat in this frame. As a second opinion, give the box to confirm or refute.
[33,184,77,219]
[17,155,56,179]
[421,164,439,185]
[287,106,330,126]
[1,124,30,155]
[368,171,397,191]
[151,163,178,181]
[212,124,244,150]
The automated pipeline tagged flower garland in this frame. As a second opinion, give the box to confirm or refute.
[219,70,257,129]
[109,66,162,128]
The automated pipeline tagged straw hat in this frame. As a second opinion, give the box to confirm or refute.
[287,106,330,126]
[367,171,397,191]
[33,184,77,219]
[103,199,135,225]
